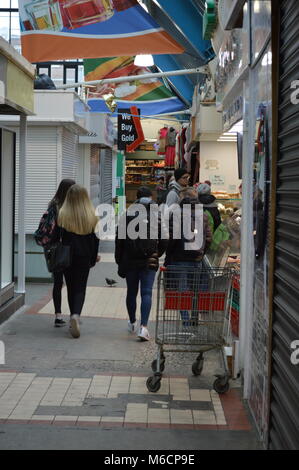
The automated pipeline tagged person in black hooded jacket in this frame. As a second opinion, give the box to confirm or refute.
[115,187,167,341]
[197,183,222,233]
[164,190,212,326]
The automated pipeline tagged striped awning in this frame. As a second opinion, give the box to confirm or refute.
[19,0,183,62]
[84,56,188,116]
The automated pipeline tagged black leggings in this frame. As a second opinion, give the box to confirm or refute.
[53,271,64,314]
[63,265,90,316]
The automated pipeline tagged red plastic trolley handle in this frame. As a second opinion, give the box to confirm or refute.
[160,266,167,271]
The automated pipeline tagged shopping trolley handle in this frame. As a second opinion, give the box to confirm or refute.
[160,266,167,271]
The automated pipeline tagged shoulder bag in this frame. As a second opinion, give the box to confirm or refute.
[44,228,71,273]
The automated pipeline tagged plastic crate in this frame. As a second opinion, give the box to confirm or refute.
[164,291,226,311]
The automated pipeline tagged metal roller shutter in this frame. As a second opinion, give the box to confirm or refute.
[100,148,112,205]
[62,128,80,181]
[15,126,58,233]
[269,0,299,450]
[90,144,101,209]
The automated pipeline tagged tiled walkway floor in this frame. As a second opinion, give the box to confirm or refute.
[0,253,252,440]
[0,250,257,449]
[0,371,251,430]
[38,286,156,319]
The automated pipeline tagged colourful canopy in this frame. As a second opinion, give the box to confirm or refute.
[84,56,188,116]
[19,0,184,63]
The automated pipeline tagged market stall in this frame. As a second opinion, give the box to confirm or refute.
[125,146,165,204]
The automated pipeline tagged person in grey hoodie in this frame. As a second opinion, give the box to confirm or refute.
[197,183,222,232]
[165,168,190,206]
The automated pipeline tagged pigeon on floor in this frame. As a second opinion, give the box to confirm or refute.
[105,278,117,287]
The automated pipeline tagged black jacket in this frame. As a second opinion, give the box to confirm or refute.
[198,194,222,231]
[59,228,99,268]
[165,197,212,265]
[115,199,168,275]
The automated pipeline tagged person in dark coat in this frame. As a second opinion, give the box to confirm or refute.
[57,184,100,338]
[115,187,167,341]
[197,183,222,233]
[47,178,75,327]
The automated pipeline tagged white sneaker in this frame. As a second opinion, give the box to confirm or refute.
[128,321,137,333]
[137,326,150,341]
[70,315,80,338]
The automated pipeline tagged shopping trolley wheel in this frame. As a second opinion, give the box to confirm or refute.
[146,375,161,393]
[192,359,204,376]
[151,359,165,373]
[213,376,229,394]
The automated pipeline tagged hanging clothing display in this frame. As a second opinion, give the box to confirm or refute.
[175,133,180,168]
[155,123,194,170]
[157,126,168,155]
[164,126,177,167]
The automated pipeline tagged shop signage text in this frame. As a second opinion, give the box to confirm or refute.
[209,174,225,186]
[117,106,144,152]
[223,95,243,131]
[215,26,248,109]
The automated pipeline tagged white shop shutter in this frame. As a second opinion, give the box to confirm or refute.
[100,148,112,205]
[90,144,101,209]
[15,126,58,233]
[62,128,80,181]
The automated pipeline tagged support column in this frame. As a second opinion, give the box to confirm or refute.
[16,113,27,294]
[240,76,255,399]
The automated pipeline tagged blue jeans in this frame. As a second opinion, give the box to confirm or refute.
[125,268,156,327]
[168,261,202,323]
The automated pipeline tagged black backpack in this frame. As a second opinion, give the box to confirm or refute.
[178,206,205,259]
[125,207,158,260]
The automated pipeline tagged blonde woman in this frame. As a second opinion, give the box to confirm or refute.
[57,184,100,338]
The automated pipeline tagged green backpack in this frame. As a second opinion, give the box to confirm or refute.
[204,209,214,233]
[209,223,230,252]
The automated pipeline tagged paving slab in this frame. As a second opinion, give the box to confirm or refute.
[0,242,261,450]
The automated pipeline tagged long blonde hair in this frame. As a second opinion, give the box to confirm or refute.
[58,184,98,235]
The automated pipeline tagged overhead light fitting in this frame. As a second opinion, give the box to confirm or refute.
[102,93,117,112]
[134,54,154,67]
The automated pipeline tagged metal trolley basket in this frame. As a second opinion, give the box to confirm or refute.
[146,265,236,394]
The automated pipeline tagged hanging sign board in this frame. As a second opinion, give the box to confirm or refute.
[209,174,225,186]
[117,106,144,152]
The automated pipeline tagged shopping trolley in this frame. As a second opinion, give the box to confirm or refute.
[146,265,236,394]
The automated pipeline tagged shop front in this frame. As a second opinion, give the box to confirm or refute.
[125,146,165,204]
[0,37,35,322]
[212,0,273,447]
[0,90,90,282]
[190,74,243,383]
[124,118,181,205]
